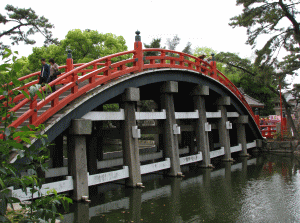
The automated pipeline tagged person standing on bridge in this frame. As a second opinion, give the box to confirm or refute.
[39,58,50,85]
[47,58,59,92]
[198,54,206,72]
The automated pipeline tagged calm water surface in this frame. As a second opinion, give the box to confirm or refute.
[62,153,300,222]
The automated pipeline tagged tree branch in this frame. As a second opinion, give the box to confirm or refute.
[0,24,23,38]
[278,0,300,44]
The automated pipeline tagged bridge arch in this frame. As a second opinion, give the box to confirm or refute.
[40,68,261,145]
[7,32,264,201]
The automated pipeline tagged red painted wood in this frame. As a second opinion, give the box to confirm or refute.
[2,47,258,134]
[29,97,37,124]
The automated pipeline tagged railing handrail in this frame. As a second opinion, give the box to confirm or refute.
[1,47,258,131]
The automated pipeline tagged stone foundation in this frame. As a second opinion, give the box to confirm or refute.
[264,140,299,153]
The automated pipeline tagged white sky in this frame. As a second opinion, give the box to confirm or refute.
[0,0,299,84]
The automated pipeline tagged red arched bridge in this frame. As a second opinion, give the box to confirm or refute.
[5,31,263,201]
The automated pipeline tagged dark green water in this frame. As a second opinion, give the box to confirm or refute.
[62,153,300,223]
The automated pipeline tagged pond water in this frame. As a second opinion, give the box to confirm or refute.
[62,153,300,222]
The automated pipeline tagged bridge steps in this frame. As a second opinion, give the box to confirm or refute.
[2,85,72,129]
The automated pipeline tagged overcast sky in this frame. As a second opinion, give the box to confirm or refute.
[1,0,298,84]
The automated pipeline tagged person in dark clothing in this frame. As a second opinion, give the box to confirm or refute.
[39,58,50,85]
[47,58,59,92]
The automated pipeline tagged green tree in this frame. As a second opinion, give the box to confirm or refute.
[216,52,298,133]
[60,29,128,63]
[27,44,65,74]
[230,0,300,69]
[0,4,58,55]
[0,49,72,222]
[144,38,163,56]
[229,0,300,138]
[193,46,216,58]
[193,47,228,74]
[22,29,130,75]
[182,42,193,55]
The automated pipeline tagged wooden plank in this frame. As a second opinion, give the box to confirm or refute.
[227,112,239,117]
[135,110,166,120]
[88,166,129,186]
[230,144,242,153]
[206,110,221,118]
[11,176,73,201]
[81,109,125,120]
[210,147,225,158]
[179,153,203,165]
[140,158,171,175]
[247,141,257,149]
[175,111,199,119]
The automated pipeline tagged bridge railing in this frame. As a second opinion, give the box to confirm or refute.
[2,37,256,129]
[260,125,277,138]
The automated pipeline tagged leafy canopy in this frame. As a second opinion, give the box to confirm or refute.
[229,0,300,74]
[60,29,128,63]
[0,4,58,54]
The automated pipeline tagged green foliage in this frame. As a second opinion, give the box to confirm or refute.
[60,29,129,63]
[216,51,277,115]
[289,83,300,108]
[27,45,66,73]
[0,4,58,55]
[182,42,193,55]
[103,103,119,112]
[229,0,300,80]
[21,29,130,76]
[0,49,72,222]
[144,38,164,56]
[193,46,216,58]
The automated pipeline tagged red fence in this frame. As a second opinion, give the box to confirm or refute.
[256,116,287,139]
[1,37,256,130]
[260,125,277,139]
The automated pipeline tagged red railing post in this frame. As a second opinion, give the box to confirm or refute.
[66,50,74,83]
[161,51,166,65]
[254,108,260,127]
[104,58,111,76]
[282,116,287,131]
[255,115,260,127]
[66,50,78,94]
[134,30,144,72]
[209,54,218,79]
[29,96,37,124]
[179,53,184,67]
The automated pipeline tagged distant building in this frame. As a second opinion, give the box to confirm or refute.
[238,88,265,111]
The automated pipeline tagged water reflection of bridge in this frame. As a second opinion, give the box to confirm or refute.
[61,158,257,222]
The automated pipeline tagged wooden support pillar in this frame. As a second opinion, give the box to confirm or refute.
[68,119,91,201]
[160,81,181,176]
[236,115,249,156]
[192,85,212,167]
[121,88,142,187]
[217,97,233,161]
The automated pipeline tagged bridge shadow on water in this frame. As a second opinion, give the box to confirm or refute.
[60,151,300,223]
